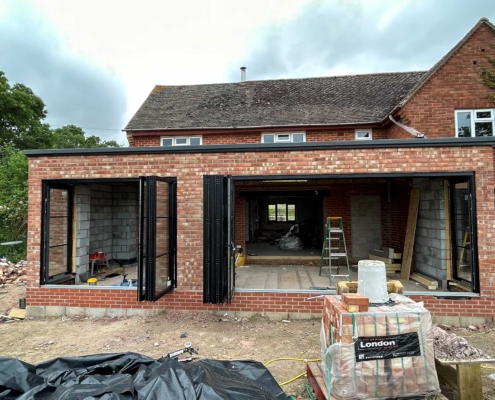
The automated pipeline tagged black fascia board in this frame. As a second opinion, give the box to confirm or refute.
[22,137,495,157]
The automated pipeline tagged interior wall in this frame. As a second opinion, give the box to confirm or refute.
[413,178,447,280]
[350,195,382,259]
[75,185,91,275]
[89,184,113,259]
[381,179,411,253]
[112,184,138,261]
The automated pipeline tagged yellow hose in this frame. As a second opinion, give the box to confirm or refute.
[263,357,322,386]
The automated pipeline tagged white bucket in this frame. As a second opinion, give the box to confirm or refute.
[357,260,389,303]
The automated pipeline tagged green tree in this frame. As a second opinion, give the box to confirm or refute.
[51,125,121,148]
[0,71,121,261]
[0,146,28,260]
[0,71,53,150]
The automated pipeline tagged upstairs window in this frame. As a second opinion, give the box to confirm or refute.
[355,129,373,140]
[261,132,306,143]
[268,203,296,222]
[161,136,202,146]
[455,109,494,137]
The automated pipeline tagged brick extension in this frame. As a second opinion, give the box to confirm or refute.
[24,19,495,320]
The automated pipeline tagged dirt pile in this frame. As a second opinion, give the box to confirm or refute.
[433,325,492,361]
[0,259,27,285]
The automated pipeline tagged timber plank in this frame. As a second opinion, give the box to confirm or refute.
[410,272,438,290]
[400,189,420,280]
[435,360,458,391]
[457,363,482,400]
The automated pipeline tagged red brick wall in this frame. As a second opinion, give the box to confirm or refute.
[130,128,389,147]
[390,24,495,139]
[26,145,495,315]
[23,287,495,318]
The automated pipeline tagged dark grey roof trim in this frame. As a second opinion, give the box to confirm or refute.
[23,137,495,157]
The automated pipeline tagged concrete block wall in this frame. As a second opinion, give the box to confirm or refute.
[413,178,447,280]
[112,184,138,261]
[350,195,382,259]
[75,185,91,274]
[89,184,113,259]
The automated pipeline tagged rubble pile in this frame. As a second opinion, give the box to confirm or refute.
[433,325,492,360]
[0,259,27,284]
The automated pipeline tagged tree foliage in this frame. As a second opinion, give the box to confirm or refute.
[51,125,121,149]
[0,70,121,260]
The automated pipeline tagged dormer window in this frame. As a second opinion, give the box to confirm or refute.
[455,109,494,137]
[261,132,306,143]
[355,129,372,140]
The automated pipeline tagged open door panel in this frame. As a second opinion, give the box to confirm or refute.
[203,175,235,304]
[137,176,177,302]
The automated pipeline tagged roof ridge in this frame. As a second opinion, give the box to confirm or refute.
[398,17,495,107]
[152,70,427,89]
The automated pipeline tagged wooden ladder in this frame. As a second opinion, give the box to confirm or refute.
[319,217,351,285]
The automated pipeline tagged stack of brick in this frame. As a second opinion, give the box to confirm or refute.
[0,260,27,284]
[321,294,439,399]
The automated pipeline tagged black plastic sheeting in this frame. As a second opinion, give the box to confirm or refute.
[0,352,286,399]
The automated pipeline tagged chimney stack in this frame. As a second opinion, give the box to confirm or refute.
[240,67,246,82]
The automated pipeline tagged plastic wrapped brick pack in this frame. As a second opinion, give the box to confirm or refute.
[320,298,440,399]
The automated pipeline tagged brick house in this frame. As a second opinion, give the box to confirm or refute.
[24,18,495,323]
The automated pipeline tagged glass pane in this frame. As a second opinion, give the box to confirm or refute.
[190,137,201,145]
[48,189,69,277]
[452,181,472,283]
[277,204,287,221]
[175,138,187,145]
[263,134,275,143]
[475,122,493,137]
[155,180,171,298]
[287,204,296,221]
[356,131,370,139]
[456,246,472,282]
[277,134,290,142]
[268,204,276,221]
[162,138,173,146]
[456,111,471,137]
[292,133,305,143]
[49,245,67,277]
[476,111,492,119]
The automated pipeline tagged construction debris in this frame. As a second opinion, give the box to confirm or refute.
[7,308,25,320]
[0,259,27,285]
[433,326,492,361]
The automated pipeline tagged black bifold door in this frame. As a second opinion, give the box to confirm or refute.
[138,176,177,302]
[203,175,235,304]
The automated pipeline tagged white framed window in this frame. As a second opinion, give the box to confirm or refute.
[161,136,203,146]
[455,109,494,137]
[355,129,372,140]
[261,132,306,143]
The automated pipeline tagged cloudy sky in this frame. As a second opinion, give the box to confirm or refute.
[1,0,494,145]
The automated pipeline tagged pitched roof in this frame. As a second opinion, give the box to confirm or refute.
[398,17,495,107]
[125,71,426,131]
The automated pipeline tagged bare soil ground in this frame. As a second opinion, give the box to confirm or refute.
[1,285,495,399]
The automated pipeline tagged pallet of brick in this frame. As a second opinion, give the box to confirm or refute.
[321,296,440,399]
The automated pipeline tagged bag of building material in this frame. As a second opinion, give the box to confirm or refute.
[278,236,303,250]
[320,300,440,399]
